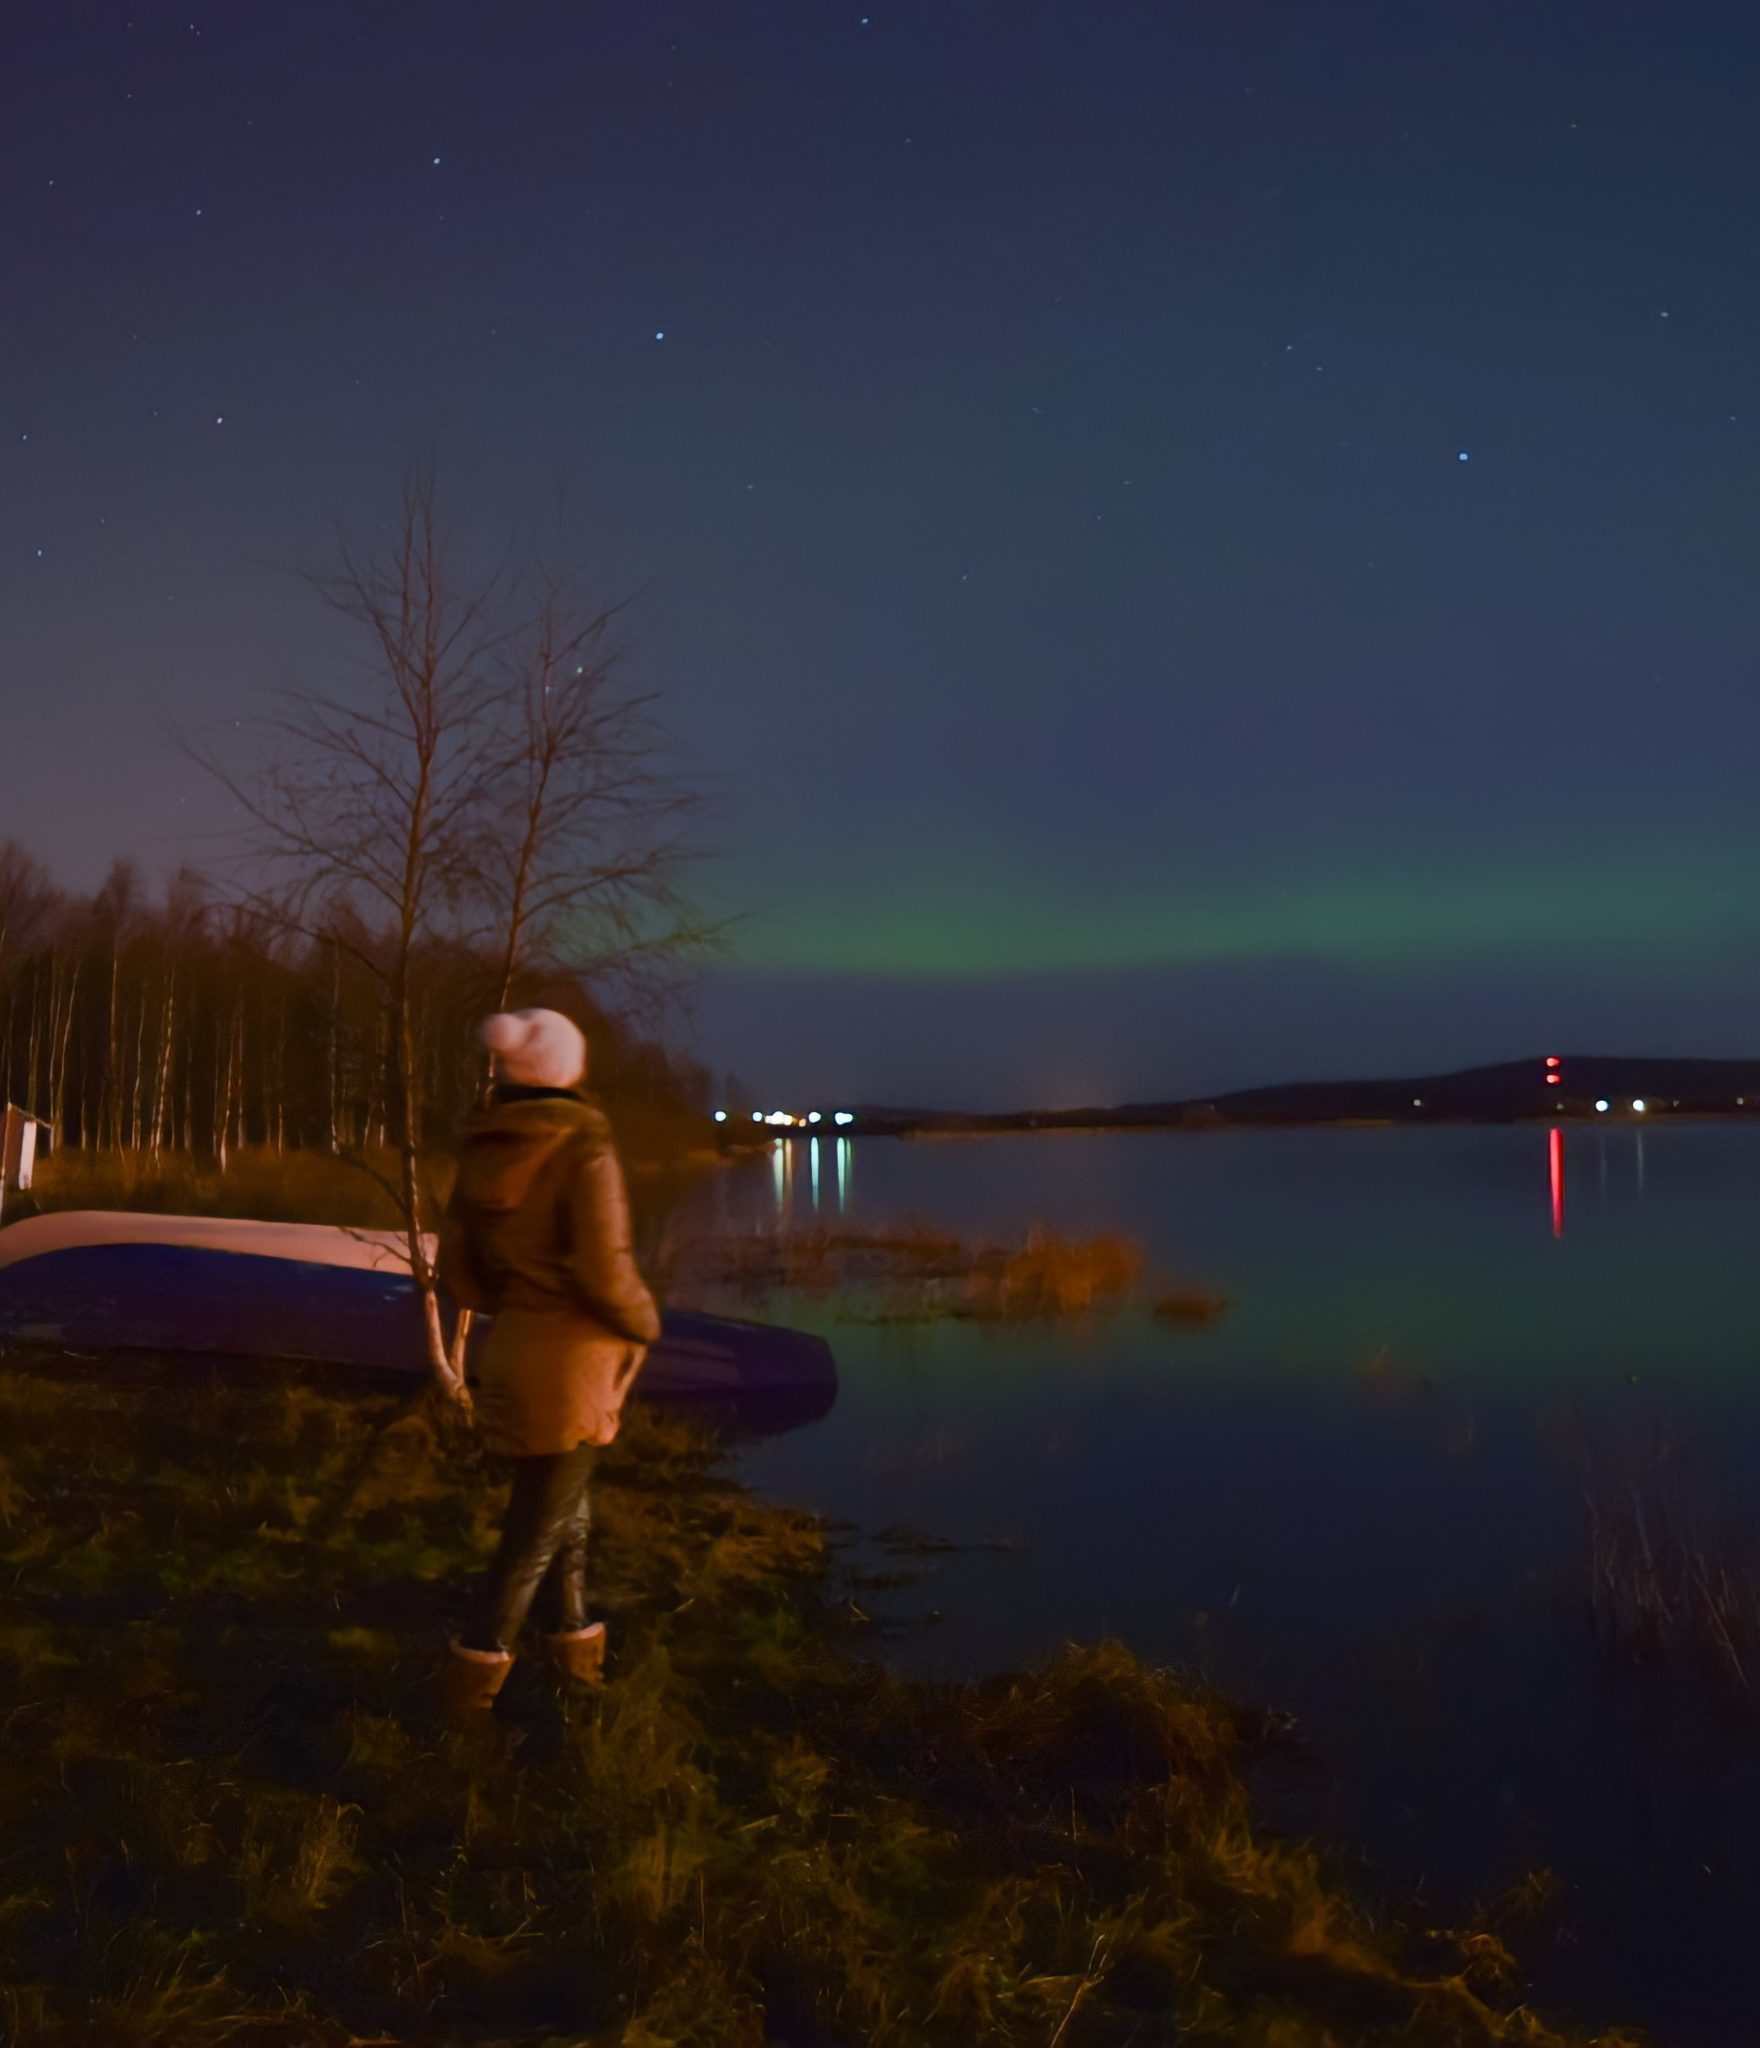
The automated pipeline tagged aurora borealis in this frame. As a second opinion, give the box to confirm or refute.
[8,3,1760,1107]
[736,837,1755,982]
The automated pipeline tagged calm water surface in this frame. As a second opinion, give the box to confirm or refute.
[683,1125,1760,2045]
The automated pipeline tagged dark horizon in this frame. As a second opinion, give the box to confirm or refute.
[694,950,1760,1112]
[824,1047,1760,1122]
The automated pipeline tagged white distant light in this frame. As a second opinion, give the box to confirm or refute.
[1631,1098,1648,1114]
[751,1111,764,1123]
[765,1110,794,1126]
[833,1111,855,1126]
[1595,1099,1609,1113]
[807,1110,822,1124]
[712,1109,728,1123]
[1412,1098,1423,1107]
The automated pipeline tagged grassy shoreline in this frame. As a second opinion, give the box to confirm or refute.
[0,1355,1638,2046]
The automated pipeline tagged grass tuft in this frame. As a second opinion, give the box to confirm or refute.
[678,1222,1148,1324]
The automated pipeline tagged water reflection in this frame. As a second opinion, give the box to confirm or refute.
[1551,1125,1666,1231]
[763,1136,854,1222]
[720,1123,1760,2044]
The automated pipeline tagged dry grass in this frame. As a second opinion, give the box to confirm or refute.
[677,1223,1151,1324]
[1149,1287,1229,1324]
[0,1357,1633,2046]
[29,1146,407,1228]
[970,1226,1143,1318]
[24,1135,708,1274]
[1566,1415,1760,1705]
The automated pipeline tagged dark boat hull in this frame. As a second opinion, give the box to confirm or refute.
[0,1231,834,1416]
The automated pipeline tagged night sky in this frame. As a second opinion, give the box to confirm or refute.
[9,2,1760,1108]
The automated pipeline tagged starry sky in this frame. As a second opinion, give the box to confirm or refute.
[8,1,1760,1109]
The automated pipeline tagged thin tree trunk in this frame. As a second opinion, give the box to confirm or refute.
[130,990,147,1150]
[150,973,175,1156]
[390,950,466,1402]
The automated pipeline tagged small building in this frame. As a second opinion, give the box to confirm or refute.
[0,1105,52,1219]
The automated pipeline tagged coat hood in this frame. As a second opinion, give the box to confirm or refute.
[452,1096,611,1217]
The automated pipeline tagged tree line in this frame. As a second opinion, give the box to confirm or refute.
[4,465,712,1397]
[0,843,708,1161]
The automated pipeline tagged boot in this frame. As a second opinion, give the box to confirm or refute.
[545,1621,607,1689]
[440,1640,513,1724]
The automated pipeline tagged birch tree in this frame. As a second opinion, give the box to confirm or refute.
[195,465,702,1401]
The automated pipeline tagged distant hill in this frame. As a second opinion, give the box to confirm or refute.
[842,1055,1760,1135]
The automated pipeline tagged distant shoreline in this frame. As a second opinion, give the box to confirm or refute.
[740,1053,1760,1140]
[787,1107,1759,1139]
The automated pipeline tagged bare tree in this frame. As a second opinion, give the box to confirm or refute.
[193,463,702,1401]
[480,578,705,1004]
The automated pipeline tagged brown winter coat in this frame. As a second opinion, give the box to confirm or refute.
[438,1092,662,1456]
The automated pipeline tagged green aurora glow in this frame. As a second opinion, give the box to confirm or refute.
[726,838,1751,980]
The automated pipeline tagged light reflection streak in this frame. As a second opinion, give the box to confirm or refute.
[836,1136,851,1212]
[1549,1126,1564,1239]
[810,1136,820,1209]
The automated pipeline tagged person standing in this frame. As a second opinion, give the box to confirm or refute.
[436,1006,662,1719]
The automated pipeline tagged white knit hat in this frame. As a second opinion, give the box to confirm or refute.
[477,1008,588,1089]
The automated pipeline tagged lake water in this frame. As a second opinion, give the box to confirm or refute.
[684,1124,1760,2045]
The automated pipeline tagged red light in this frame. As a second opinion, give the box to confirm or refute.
[1545,1057,1561,1069]
[1546,1073,1561,1085]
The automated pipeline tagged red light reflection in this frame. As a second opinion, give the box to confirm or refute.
[1548,1126,1565,1239]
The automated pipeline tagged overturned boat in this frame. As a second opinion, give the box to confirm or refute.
[0,1210,835,1418]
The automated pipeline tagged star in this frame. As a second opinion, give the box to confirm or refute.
[1458,451,1469,462]
[654,329,666,341]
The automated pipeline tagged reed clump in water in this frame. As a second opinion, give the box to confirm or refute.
[0,1359,1630,2046]
[1568,1416,1760,1705]
[680,1223,1149,1323]
[1150,1286,1229,1323]
[969,1225,1143,1318]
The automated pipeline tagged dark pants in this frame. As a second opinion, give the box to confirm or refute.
[461,1446,598,1654]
